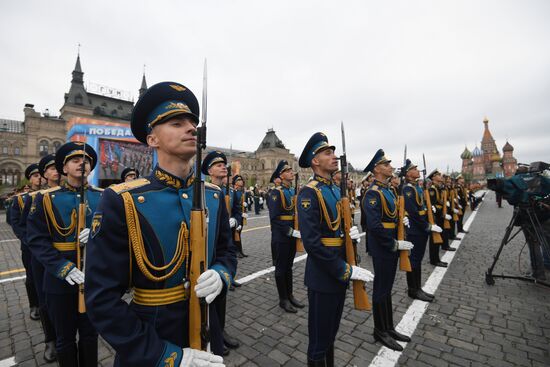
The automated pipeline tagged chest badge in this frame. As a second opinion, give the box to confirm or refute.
[90,212,103,238]
[369,198,377,206]
[301,198,311,210]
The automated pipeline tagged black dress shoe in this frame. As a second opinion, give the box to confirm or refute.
[240,252,249,258]
[279,299,297,313]
[431,261,448,267]
[373,329,403,351]
[237,252,244,259]
[288,295,305,308]
[307,358,326,367]
[388,329,411,342]
[442,247,456,252]
[30,307,40,321]
[223,346,230,356]
[229,284,235,291]
[232,281,242,288]
[44,340,57,363]
[419,289,435,300]
[223,331,240,349]
[408,289,433,302]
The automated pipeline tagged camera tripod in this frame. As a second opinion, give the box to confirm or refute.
[486,203,550,288]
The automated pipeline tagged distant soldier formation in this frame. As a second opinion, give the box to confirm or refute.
[5,74,475,367]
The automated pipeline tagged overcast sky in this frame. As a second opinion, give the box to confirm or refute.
[1,0,549,172]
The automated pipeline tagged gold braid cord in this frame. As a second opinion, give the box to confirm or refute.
[121,192,188,282]
[374,190,397,219]
[279,189,295,211]
[43,193,77,237]
[311,187,341,232]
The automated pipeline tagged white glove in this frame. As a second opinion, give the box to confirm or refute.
[458,204,463,209]
[397,240,414,250]
[446,201,450,207]
[350,265,374,282]
[291,230,301,238]
[243,202,248,208]
[242,213,248,218]
[349,226,361,240]
[236,225,242,232]
[78,228,90,244]
[195,270,223,304]
[453,209,459,214]
[403,217,410,228]
[259,198,263,205]
[430,224,443,233]
[432,205,436,213]
[229,218,237,228]
[445,214,452,220]
[180,347,225,367]
[65,267,85,285]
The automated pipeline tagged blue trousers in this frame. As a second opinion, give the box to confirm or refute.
[307,289,346,361]
[408,233,429,268]
[371,255,398,303]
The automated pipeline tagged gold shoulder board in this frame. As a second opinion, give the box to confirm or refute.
[205,182,221,191]
[111,178,151,194]
[40,186,61,194]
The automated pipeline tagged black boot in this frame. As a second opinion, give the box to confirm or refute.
[223,331,240,349]
[30,306,40,321]
[275,276,296,313]
[407,268,433,302]
[416,266,434,301]
[308,358,326,367]
[44,341,57,363]
[325,344,334,367]
[232,280,242,288]
[236,241,248,258]
[286,271,304,308]
[386,297,411,342]
[78,339,98,367]
[56,345,77,367]
[39,308,57,362]
[372,302,403,351]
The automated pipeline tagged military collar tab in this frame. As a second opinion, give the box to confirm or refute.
[153,165,194,189]
[313,174,332,186]
[374,179,388,188]
[62,181,89,192]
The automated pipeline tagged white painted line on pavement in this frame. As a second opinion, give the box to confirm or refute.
[0,239,18,244]
[236,254,307,284]
[246,215,268,220]
[0,275,26,284]
[369,204,482,367]
[0,357,16,367]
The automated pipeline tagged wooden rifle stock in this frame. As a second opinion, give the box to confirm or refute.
[397,194,412,272]
[77,201,86,313]
[451,189,460,218]
[424,189,443,244]
[342,196,371,310]
[294,180,304,252]
[242,193,247,226]
[189,208,208,350]
[442,190,451,229]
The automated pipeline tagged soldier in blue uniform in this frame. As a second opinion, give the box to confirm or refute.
[26,142,103,366]
[427,169,451,267]
[232,174,248,258]
[22,154,60,362]
[266,173,282,266]
[121,167,140,182]
[362,149,413,351]
[84,81,234,367]
[201,150,241,354]
[267,160,304,313]
[297,133,373,366]
[9,163,42,321]
[402,159,442,303]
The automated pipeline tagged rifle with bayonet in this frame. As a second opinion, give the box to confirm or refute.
[294,172,305,252]
[340,122,371,310]
[189,60,209,350]
[77,144,87,313]
[422,154,443,244]
[397,145,412,272]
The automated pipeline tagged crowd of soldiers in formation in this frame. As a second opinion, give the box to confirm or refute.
[3,80,486,367]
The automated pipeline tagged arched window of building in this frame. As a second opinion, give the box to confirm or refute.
[75,94,83,105]
[53,141,61,152]
[111,109,118,116]
[14,147,20,156]
[39,140,49,157]
[2,146,7,154]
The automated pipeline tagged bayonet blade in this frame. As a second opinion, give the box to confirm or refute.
[340,121,347,157]
[403,144,407,166]
[201,59,207,126]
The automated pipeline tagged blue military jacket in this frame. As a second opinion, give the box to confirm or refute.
[222,186,243,226]
[429,185,444,226]
[403,182,430,236]
[26,183,103,294]
[297,175,351,293]
[85,166,237,367]
[267,184,296,243]
[362,180,399,259]
[9,192,32,249]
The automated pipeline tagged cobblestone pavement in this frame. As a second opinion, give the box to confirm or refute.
[1,191,549,366]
